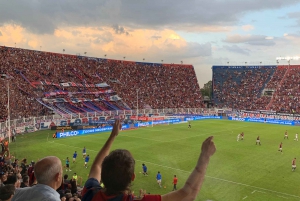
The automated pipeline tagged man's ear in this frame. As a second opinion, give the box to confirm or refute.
[55,172,61,182]
[132,173,135,181]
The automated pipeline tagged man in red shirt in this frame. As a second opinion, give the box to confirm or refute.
[81,120,216,201]
[241,132,244,140]
[172,175,178,191]
[278,142,283,153]
[292,158,296,171]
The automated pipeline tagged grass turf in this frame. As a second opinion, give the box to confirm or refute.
[9,120,300,201]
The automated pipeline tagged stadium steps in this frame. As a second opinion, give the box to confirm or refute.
[257,68,276,98]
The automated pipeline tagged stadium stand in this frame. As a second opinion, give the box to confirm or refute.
[213,65,300,113]
[212,66,276,110]
[268,65,300,113]
[0,46,203,121]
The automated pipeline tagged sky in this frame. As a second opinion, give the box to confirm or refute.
[1,1,300,87]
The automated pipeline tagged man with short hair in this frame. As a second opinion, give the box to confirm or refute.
[11,156,62,201]
[84,155,90,168]
[82,120,216,201]
[156,171,162,188]
[142,163,148,176]
[73,151,77,163]
[292,158,296,171]
[172,175,178,191]
[66,157,71,172]
[284,130,288,139]
[0,184,15,201]
[20,176,29,188]
[278,142,283,153]
[82,146,87,159]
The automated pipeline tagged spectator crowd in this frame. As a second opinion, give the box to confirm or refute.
[269,65,300,113]
[213,65,300,114]
[0,46,203,121]
[213,66,276,110]
[0,142,84,201]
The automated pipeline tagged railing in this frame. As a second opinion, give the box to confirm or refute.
[0,108,218,131]
[0,108,219,140]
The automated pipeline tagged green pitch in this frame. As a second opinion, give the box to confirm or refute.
[10,120,300,201]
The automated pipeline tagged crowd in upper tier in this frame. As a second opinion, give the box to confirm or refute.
[0,46,203,121]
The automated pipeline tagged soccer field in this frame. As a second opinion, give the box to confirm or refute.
[10,120,300,201]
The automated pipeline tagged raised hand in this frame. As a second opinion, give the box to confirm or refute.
[111,119,121,138]
[201,136,216,158]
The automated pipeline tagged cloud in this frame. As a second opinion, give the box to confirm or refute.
[241,25,254,31]
[224,34,276,46]
[265,36,273,40]
[223,45,251,55]
[284,33,300,45]
[287,11,300,25]
[151,35,162,40]
[0,0,299,34]
[0,24,210,62]
[112,24,129,35]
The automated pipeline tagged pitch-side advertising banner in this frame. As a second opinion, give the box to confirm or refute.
[228,117,294,125]
[56,125,130,138]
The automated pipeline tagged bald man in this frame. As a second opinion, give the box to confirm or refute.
[12,156,62,201]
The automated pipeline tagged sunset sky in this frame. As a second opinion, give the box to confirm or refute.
[1,1,300,86]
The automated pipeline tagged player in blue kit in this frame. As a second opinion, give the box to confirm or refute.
[84,154,90,168]
[73,151,77,163]
[156,171,162,188]
[142,163,148,176]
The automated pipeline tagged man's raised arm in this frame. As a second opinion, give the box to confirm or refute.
[88,119,121,182]
[161,136,216,201]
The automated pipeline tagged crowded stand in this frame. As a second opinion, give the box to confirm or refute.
[0,46,203,121]
[212,65,300,113]
[269,65,300,113]
[212,66,276,110]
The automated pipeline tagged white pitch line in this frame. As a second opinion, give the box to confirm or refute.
[251,190,256,194]
[49,141,300,199]
[242,196,248,200]
[277,195,288,199]
[256,190,266,194]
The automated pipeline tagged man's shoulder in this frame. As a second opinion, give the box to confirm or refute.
[15,186,32,193]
